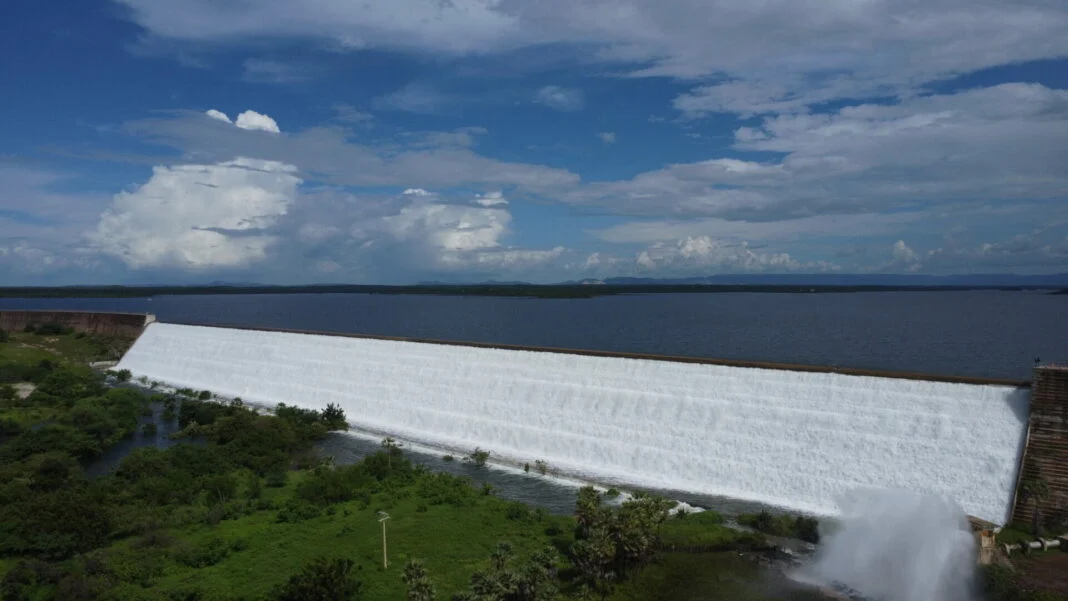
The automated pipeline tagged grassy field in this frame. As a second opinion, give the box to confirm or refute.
[98,488,572,600]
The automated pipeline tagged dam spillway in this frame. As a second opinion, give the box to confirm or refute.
[117,322,1031,524]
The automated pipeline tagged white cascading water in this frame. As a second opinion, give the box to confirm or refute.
[117,323,1031,525]
[800,489,979,601]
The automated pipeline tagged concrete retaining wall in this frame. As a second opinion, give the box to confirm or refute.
[1012,366,1068,526]
[0,310,154,338]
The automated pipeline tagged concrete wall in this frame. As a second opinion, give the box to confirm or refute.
[0,310,154,338]
[1012,366,1068,526]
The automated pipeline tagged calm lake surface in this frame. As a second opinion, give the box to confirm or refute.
[3,290,1066,379]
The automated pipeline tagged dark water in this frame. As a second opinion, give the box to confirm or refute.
[83,400,187,477]
[316,431,772,518]
[2,290,1065,379]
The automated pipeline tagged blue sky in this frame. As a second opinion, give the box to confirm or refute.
[2,0,1067,285]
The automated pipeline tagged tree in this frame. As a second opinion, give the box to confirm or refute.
[115,369,132,383]
[322,403,347,430]
[575,487,603,539]
[571,526,616,601]
[469,447,490,467]
[275,557,363,601]
[402,560,437,601]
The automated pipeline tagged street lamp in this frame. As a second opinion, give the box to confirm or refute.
[377,511,391,569]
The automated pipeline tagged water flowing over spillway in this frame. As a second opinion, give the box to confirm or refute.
[118,323,1030,524]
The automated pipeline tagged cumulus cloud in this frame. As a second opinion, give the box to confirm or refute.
[633,236,809,274]
[88,157,301,269]
[205,109,231,123]
[234,110,281,133]
[204,109,281,133]
[535,86,584,111]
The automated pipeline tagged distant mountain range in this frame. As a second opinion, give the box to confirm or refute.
[152,273,1068,289]
[556,273,1068,287]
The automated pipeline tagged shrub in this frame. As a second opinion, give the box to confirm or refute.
[535,460,549,475]
[175,537,230,568]
[142,422,158,435]
[275,557,362,601]
[442,455,454,462]
[197,390,212,401]
[277,499,321,523]
[266,470,288,488]
[505,501,531,521]
[0,329,9,343]
[469,447,490,467]
[604,488,620,499]
[795,516,820,544]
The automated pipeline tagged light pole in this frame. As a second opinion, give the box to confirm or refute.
[377,511,391,569]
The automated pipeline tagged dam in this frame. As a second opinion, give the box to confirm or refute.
[111,320,1043,525]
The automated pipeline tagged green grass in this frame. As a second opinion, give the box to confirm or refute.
[79,481,573,600]
[1,331,124,365]
[999,526,1041,546]
[660,511,764,549]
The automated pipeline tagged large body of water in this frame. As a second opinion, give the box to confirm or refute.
[3,290,1065,379]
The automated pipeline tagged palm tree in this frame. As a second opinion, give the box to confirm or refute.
[402,560,436,601]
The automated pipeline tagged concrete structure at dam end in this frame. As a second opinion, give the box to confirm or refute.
[0,310,154,338]
[1011,365,1068,526]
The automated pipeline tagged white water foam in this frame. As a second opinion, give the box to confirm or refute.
[117,323,1030,524]
[799,489,979,601]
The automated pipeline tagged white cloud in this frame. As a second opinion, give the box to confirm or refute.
[474,191,508,207]
[535,86,584,111]
[243,58,311,84]
[205,109,231,123]
[122,111,580,192]
[633,236,811,274]
[234,110,281,133]
[564,84,1068,219]
[88,157,301,269]
[373,83,450,114]
[592,212,928,244]
[332,103,374,125]
[116,0,1068,114]
[598,132,617,144]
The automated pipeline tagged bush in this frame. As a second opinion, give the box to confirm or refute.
[505,501,532,521]
[442,455,454,462]
[266,470,288,488]
[142,422,158,435]
[535,460,549,475]
[469,447,490,467]
[0,329,9,343]
[277,499,321,523]
[275,557,363,601]
[197,390,212,401]
[175,537,231,568]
